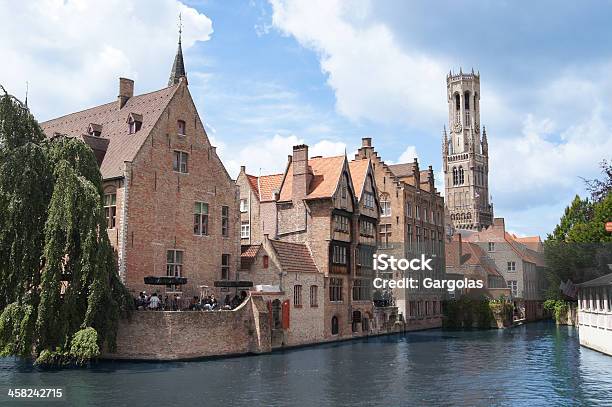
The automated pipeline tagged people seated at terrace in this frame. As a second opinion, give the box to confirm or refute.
[136,291,147,310]
[148,292,160,310]
[222,295,232,310]
[189,296,201,310]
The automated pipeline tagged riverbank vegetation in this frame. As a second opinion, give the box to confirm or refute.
[442,297,512,329]
[544,160,612,300]
[543,299,570,323]
[0,87,131,366]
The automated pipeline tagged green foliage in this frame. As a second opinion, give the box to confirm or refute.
[544,169,612,299]
[442,297,500,329]
[69,328,100,365]
[0,86,131,366]
[543,299,570,322]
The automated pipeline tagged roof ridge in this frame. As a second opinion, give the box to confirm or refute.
[41,84,179,125]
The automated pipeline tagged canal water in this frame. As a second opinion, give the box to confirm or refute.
[1,322,611,406]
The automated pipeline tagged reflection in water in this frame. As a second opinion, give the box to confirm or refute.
[1,322,611,406]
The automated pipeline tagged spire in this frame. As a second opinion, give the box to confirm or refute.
[168,13,187,87]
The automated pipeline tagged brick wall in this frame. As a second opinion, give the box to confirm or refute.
[106,295,271,360]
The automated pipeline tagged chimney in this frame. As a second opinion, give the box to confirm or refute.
[240,165,246,173]
[292,144,309,201]
[493,218,505,231]
[118,78,134,109]
[362,137,372,147]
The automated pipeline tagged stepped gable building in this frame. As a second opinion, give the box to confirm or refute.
[443,69,493,231]
[237,145,399,342]
[464,218,547,320]
[41,33,240,299]
[355,137,446,329]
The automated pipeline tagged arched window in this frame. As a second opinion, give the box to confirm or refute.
[464,91,470,110]
[452,167,458,186]
[455,93,460,111]
[331,316,339,335]
[458,167,465,185]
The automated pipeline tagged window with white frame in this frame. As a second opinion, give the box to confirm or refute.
[240,198,248,213]
[166,250,183,290]
[194,202,209,235]
[507,280,518,297]
[364,192,375,209]
[507,261,516,272]
[332,245,347,264]
[173,151,188,173]
[240,221,250,238]
[334,214,350,233]
[221,254,230,280]
[488,242,495,252]
[104,192,117,229]
[406,202,413,218]
[380,194,391,217]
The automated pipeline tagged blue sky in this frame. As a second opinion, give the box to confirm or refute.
[1,0,611,238]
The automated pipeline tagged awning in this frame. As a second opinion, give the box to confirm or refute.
[213,280,254,288]
[144,276,188,285]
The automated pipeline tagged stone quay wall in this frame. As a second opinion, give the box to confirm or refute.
[104,295,271,360]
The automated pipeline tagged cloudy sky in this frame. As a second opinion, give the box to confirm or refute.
[1,0,611,237]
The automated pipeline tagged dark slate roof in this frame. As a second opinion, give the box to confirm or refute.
[270,240,319,274]
[41,85,179,179]
[168,39,186,86]
[578,272,612,287]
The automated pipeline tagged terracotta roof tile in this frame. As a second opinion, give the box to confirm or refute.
[41,85,179,179]
[270,240,319,274]
[240,244,261,270]
[258,174,283,202]
[348,159,369,199]
[279,155,345,201]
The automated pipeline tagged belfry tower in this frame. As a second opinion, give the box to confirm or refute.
[443,69,493,230]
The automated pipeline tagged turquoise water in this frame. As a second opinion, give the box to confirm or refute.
[1,322,611,406]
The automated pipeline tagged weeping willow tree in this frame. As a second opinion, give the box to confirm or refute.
[0,86,131,366]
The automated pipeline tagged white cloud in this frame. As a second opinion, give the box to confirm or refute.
[212,133,347,179]
[269,0,448,129]
[0,0,212,121]
[397,145,419,163]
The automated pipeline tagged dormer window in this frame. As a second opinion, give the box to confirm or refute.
[127,113,143,134]
[88,123,102,137]
[177,120,186,136]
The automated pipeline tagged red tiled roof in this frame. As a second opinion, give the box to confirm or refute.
[258,174,283,202]
[41,84,180,179]
[245,173,283,202]
[240,244,261,270]
[279,155,345,201]
[445,237,503,278]
[270,240,319,274]
[348,159,370,199]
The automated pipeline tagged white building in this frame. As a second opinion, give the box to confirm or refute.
[577,272,612,356]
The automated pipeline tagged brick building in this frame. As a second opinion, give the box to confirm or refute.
[464,218,547,320]
[354,137,446,329]
[237,145,400,342]
[40,36,240,300]
[445,234,509,298]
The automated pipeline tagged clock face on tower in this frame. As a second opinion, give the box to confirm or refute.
[453,121,462,133]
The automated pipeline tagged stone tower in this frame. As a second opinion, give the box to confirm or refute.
[443,69,493,230]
